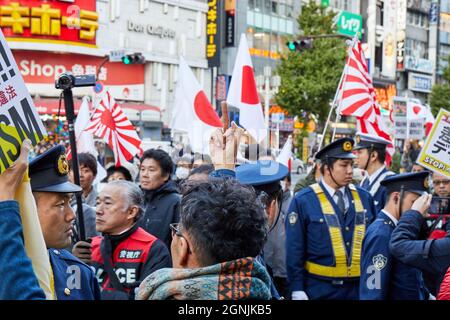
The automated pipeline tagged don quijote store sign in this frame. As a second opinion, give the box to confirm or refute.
[0,0,147,116]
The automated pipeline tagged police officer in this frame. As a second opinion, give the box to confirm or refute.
[360,172,430,299]
[354,132,395,213]
[286,138,376,300]
[29,145,100,300]
[236,160,289,299]
[390,178,450,291]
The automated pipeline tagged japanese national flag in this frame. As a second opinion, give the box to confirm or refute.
[407,100,427,120]
[277,135,293,170]
[425,105,435,136]
[227,34,266,142]
[170,56,222,154]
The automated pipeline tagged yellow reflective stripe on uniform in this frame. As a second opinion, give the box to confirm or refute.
[305,183,366,278]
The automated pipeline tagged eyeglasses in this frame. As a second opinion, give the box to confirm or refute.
[170,223,183,238]
[433,180,450,186]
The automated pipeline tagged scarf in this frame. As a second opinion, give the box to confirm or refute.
[136,257,272,300]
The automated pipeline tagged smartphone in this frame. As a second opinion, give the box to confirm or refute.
[429,197,450,215]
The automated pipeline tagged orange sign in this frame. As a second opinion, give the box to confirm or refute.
[375,84,396,110]
[0,0,98,47]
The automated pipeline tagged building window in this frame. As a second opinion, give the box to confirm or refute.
[272,1,278,15]
[248,0,256,10]
[405,38,428,59]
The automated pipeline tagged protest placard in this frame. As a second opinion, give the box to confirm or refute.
[0,29,46,173]
[417,108,450,178]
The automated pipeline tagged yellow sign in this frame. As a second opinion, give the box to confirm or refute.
[417,108,450,178]
[303,137,308,163]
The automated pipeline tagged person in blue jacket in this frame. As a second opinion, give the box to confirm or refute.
[0,140,46,299]
[29,145,100,300]
[360,171,430,300]
[354,132,395,214]
[286,138,377,300]
[389,185,450,290]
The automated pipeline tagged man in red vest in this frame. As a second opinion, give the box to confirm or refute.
[72,180,171,300]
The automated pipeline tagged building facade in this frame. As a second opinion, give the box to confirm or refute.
[2,0,210,141]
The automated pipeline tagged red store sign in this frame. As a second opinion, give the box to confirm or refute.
[0,0,98,47]
[13,50,145,101]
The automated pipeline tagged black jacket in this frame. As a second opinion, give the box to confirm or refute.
[140,180,181,248]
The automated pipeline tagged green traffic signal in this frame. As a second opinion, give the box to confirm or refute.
[122,56,131,64]
[287,41,296,51]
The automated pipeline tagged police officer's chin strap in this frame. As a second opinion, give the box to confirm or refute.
[398,186,405,217]
[363,145,374,173]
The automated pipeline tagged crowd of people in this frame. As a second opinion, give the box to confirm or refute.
[1,124,450,301]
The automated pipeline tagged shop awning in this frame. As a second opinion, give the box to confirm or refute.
[33,98,161,116]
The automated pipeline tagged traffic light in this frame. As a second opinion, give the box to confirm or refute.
[121,52,146,65]
[286,39,313,52]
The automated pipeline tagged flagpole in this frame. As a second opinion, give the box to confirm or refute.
[318,35,357,149]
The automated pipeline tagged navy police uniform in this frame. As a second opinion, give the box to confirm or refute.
[360,172,430,300]
[236,160,289,300]
[286,138,376,300]
[354,132,394,213]
[29,145,101,300]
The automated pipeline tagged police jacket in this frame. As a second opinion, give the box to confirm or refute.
[286,182,376,300]
[91,224,171,300]
[360,167,395,214]
[390,210,450,279]
[140,180,181,248]
[49,248,101,300]
[360,211,428,300]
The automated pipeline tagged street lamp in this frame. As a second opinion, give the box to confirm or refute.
[256,66,281,148]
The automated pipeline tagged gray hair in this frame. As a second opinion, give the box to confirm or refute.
[107,180,144,220]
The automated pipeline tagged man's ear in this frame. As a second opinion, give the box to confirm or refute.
[128,206,140,221]
[176,237,190,268]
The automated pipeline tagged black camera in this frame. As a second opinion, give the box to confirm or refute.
[429,197,450,215]
[55,73,96,90]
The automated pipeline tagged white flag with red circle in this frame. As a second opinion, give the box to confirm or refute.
[170,56,222,154]
[227,34,266,141]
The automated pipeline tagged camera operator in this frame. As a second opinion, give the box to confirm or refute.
[390,185,450,299]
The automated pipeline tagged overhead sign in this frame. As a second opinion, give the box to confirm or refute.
[0,0,98,47]
[405,56,433,74]
[417,108,450,178]
[408,72,433,93]
[225,0,235,47]
[382,0,397,78]
[396,0,407,71]
[337,11,363,39]
[206,0,221,67]
[109,50,126,62]
[0,29,46,173]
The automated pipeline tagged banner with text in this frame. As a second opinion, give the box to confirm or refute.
[0,29,46,173]
[417,108,450,178]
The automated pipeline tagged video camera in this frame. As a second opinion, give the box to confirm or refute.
[55,73,96,90]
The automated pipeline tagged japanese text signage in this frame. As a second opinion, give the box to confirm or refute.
[408,72,433,93]
[397,0,407,71]
[224,0,235,47]
[206,0,220,67]
[393,96,408,139]
[0,0,98,47]
[337,11,362,39]
[14,50,145,101]
[417,108,450,178]
[0,28,46,173]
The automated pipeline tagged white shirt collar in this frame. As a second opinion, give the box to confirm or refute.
[381,209,398,226]
[321,178,346,197]
[368,165,386,184]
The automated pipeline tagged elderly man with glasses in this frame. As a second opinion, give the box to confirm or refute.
[72,180,171,300]
[432,172,450,198]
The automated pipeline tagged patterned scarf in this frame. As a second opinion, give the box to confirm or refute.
[136,257,272,300]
